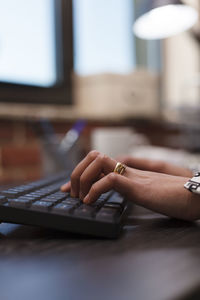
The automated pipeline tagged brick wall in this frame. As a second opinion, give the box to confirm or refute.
[0,119,91,186]
[0,119,42,185]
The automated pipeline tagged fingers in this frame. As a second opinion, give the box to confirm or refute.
[122,156,192,177]
[60,150,100,194]
[79,154,116,199]
[60,150,131,202]
[117,156,164,173]
[69,150,119,199]
[83,172,132,204]
[119,156,153,170]
[76,154,117,199]
[70,150,100,197]
[116,155,147,168]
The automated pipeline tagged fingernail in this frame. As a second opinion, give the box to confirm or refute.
[70,191,76,198]
[61,182,70,191]
[83,195,89,204]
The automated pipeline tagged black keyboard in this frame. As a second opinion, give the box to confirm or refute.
[0,172,129,238]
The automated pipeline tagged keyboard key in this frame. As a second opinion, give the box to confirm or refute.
[1,189,24,198]
[96,206,120,222]
[104,203,122,210]
[98,191,112,201]
[62,198,80,206]
[17,196,36,202]
[0,195,7,204]
[42,192,67,202]
[90,199,106,209]
[73,204,95,218]
[107,193,125,207]
[25,193,43,201]
[31,201,53,211]
[1,173,67,199]
[9,198,32,208]
[53,191,68,197]
[40,197,59,203]
[52,203,75,215]
[38,197,58,205]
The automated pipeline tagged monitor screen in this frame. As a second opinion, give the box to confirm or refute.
[0,0,73,105]
[0,0,57,87]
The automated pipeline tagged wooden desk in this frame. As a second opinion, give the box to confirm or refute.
[0,205,200,300]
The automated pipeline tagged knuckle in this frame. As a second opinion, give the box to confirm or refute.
[88,150,100,160]
[96,154,109,164]
[70,170,78,182]
[102,154,109,163]
[107,173,118,185]
[90,185,97,195]
[96,153,104,162]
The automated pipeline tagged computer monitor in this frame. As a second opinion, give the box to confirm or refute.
[0,0,73,105]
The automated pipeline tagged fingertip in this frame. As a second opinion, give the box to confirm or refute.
[61,182,70,192]
[83,195,90,204]
[70,190,79,198]
[60,186,66,192]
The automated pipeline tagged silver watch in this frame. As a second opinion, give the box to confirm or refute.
[184,172,200,194]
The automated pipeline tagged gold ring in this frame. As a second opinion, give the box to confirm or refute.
[113,162,126,175]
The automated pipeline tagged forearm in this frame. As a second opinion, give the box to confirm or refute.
[128,174,200,221]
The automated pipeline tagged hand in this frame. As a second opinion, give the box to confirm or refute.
[61,151,200,221]
[116,155,193,177]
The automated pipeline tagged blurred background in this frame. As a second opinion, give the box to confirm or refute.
[0,0,199,185]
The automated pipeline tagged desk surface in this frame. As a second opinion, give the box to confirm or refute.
[0,205,200,300]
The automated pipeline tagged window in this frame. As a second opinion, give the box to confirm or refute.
[72,0,160,75]
[73,0,135,75]
[0,0,73,104]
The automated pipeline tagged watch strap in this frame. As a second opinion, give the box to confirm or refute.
[184,172,200,194]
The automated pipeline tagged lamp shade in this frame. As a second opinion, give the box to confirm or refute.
[133,0,198,39]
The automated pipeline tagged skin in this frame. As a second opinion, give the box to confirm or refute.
[61,150,200,221]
